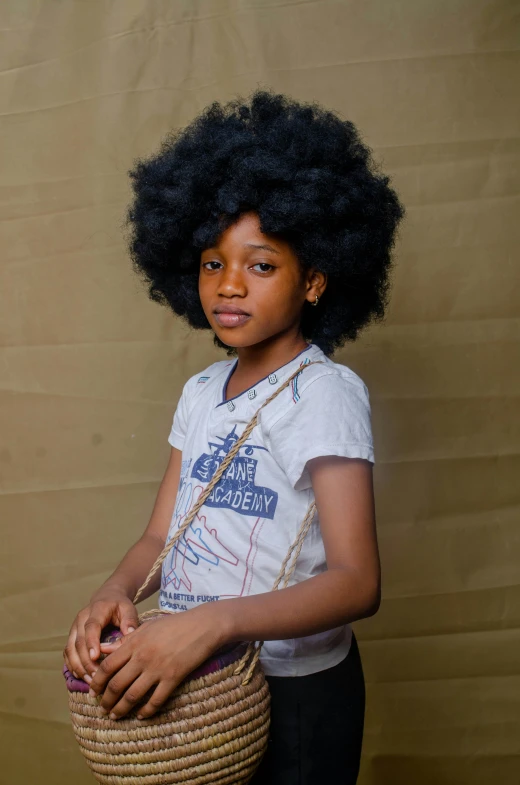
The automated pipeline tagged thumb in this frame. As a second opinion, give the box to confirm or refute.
[119,603,139,635]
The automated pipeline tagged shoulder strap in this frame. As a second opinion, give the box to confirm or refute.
[134,359,325,604]
[133,359,325,604]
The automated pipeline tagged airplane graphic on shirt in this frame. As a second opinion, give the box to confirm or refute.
[162,505,239,592]
[190,425,278,519]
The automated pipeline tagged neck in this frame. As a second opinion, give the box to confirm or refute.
[234,334,310,378]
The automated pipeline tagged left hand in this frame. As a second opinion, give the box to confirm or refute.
[88,606,224,720]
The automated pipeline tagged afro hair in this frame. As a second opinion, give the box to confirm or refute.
[125,88,405,357]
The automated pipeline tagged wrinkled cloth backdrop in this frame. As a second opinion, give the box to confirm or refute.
[1,2,519,783]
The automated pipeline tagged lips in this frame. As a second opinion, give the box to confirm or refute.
[213,305,249,315]
[214,311,251,327]
[213,304,251,328]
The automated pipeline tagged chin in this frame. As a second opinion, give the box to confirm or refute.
[212,329,240,350]
[213,329,262,351]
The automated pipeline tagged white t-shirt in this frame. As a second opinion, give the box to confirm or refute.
[159,342,374,677]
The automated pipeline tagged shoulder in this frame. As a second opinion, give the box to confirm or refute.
[183,358,233,389]
[302,358,370,400]
[178,358,233,408]
[262,358,374,490]
[263,357,371,431]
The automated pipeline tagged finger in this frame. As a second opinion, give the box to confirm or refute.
[136,679,177,720]
[106,673,157,720]
[63,628,74,672]
[118,603,139,636]
[84,606,107,664]
[97,660,143,715]
[75,628,97,681]
[89,642,132,697]
[99,639,124,654]
[68,608,98,679]
[63,627,83,679]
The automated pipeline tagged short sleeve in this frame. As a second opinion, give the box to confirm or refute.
[266,372,374,491]
[167,378,193,450]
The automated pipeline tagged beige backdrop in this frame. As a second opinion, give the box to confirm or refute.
[1,2,519,783]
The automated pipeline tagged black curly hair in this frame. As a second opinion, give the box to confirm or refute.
[125,87,405,357]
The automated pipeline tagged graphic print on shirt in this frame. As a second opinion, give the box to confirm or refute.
[191,425,278,519]
[161,460,240,599]
[160,430,278,608]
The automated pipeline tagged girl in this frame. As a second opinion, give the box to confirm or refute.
[64,88,404,784]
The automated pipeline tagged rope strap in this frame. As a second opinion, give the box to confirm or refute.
[133,358,325,683]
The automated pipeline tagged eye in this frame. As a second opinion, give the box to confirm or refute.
[201,260,274,273]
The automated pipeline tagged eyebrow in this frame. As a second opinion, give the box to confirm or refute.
[243,242,281,254]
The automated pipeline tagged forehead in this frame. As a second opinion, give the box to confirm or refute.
[203,212,286,254]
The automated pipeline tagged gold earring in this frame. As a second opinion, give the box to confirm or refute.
[310,294,319,306]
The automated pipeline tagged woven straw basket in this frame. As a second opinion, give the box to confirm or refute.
[65,360,324,784]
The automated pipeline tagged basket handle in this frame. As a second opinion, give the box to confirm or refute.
[233,492,318,684]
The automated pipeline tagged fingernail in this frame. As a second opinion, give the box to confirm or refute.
[127,627,135,633]
[136,714,143,720]
[72,671,78,678]
[109,713,117,720]
[89,648,96,659]
[84,674,92,684]
[89,689,96,698]
[91,671,97,678]
[99,707,107,714]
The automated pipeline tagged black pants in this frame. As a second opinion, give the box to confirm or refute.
[250,635,365,785]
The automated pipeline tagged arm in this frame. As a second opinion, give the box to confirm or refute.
[63,446,182,680]
[89,455,380,719]
[217,455,380,642]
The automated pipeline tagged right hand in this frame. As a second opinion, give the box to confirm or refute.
[63,587,139,683]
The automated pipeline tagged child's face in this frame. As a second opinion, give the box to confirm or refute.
[199,211,324,350]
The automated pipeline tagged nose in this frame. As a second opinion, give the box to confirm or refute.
[216,263,247,298]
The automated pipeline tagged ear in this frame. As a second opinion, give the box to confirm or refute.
[306,267,327,299]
